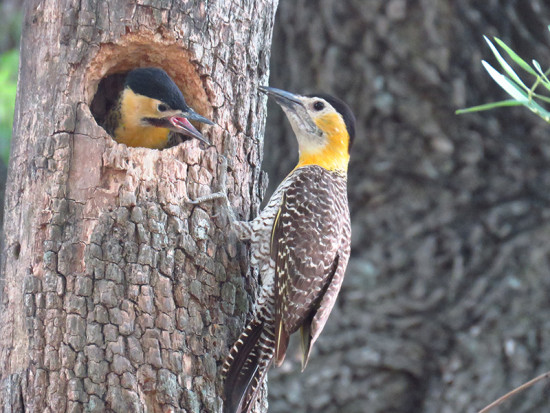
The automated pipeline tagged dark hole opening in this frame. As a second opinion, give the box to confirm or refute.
[12,242,20,259]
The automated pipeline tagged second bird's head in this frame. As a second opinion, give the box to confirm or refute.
[259,86,355,172]
[117,67,214,147]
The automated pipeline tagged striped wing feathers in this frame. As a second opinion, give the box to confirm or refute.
[270,167,349,366]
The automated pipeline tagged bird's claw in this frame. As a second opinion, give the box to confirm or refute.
[188,191,228,205]
[188,155,229,205]
[187,154,236,224]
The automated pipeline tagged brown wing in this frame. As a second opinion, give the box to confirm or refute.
[270,167,349,366]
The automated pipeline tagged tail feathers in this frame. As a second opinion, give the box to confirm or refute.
[299,315,314,372]
[299,255,340,372]
[274,320,289,367]
[223,319,275,413]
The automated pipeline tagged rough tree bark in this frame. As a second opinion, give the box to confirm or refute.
[0,0,277,412]
[266,1,550,412]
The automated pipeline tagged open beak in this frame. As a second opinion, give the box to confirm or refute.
[258,86,303,109]
[167,110,214,146]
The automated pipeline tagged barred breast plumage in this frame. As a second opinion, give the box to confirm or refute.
[218,87,356,413]
[223,165,350,412]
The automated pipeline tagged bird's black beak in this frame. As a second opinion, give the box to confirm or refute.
[184,109,215,126]
[259,86,320,136]
[167,110,214,146]
[258,86,303,109]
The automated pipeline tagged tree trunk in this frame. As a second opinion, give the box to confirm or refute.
[0,1,277,412]
[266,1,550,412]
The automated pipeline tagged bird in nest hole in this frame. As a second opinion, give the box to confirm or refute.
[104,67,214,149]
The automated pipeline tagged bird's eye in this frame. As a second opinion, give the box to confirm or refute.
[313,101,325,111]
[157,104,168,112]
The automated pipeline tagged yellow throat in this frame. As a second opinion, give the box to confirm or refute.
[114,89,170,149]
[296,112,350,172]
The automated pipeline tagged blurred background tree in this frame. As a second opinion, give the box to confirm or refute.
[265,1,550,413]
[0,0,21,231]
[2,1,550,412]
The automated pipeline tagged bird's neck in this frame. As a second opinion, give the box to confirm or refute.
[296,117,350,173]
[114,89,170,149]
[296,146,349,172]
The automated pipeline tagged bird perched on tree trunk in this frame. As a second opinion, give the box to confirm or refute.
[104,67,213,149]
[192,86,355,413]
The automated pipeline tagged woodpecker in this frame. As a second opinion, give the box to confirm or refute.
[104,67,213,149]
[193,86,355,413]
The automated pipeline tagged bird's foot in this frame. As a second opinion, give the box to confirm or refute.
[188,155,236,224]
[187,191,228,205]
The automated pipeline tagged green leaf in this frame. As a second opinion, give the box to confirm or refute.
[484,36,528,90]
[518,94,550,123]
[530,92,550,104]
[519,93,550,121]
[532,60,550,83]
[532,60,545,77]
[482,61,529,101]
[482,61,550,122]
[457,32,550,125]
[494,37,538,76]
[456,99,523,115]
[528,60,550,94]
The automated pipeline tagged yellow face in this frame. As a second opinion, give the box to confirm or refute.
[114,89,177,149]
[288,97,351,172]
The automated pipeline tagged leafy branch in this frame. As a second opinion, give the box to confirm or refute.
[457,26,550,123]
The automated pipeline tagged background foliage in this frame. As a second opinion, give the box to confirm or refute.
[458,27,550,124]
[0,0,22,229]
[0,49,19,164]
